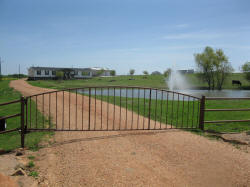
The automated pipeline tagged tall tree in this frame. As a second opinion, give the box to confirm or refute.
[214,49,233,90]
[194,46,233,90]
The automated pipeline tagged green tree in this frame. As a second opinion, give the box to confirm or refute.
[110,70,116,76]
[163,68,172,77]
[214,49,233,90]
[194,46,233,90]
[143,70,149,75]
[242,62,250,82]
[96,69,105,77]
[56,71,64,80]
[129,69,135,76]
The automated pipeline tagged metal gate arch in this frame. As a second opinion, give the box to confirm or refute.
[24,86,201,132]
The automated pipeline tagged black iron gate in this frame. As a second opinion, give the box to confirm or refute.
[25,86,201,131]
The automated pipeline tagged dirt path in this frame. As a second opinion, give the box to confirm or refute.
[10,79,250,186]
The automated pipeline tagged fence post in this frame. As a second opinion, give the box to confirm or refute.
[199,95,205,130]
[21,96,26,148]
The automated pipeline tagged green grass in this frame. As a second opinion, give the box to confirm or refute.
[94,94,200,129]
[27,161,35,168]
[90,94,250,133]
[28,171,38,178]
[28,155,35,160]
[28,73,250,90]
[28,75,167,89]
[0,80,53,151]
[204,100,250,132]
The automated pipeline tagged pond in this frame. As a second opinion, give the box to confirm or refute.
[78,88,250,100]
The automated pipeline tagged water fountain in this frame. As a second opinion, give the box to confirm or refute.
[167,69,191,90]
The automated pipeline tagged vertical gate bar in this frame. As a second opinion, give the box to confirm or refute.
[148,88,152,130]
[113,88,115,130]
[154,90,158,129]
[107,88,109,130]
[49,93,51,129]
[131,88,134,129]
[76,89,78,130]
[197,99,200,128]
[165,92,169,129]
[36,96,37,129]
[176,93,180,128]
[69,90,71,130]
[181,96,185,128]
[89,88,91,130]
[137,88,140,130]
[82,89,84,130]
[192,98,195,128]
[94,88,97,130]
[56,92,58,130]
[63,91,64,130]
[43,94,44,128]
[101,88,103,130]
[119,88,121,130]
[143,88,146,130]
[29,97,31,128]
[171,92,174,128]
[125,88,128,130]
[160,90,163,129]
[187,96,190,128]
[198,96,205,130]
[21,96,25,148]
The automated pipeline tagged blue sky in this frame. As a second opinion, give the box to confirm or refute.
[0,0,250,75]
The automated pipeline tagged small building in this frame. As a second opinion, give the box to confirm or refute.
[28,66,113,80]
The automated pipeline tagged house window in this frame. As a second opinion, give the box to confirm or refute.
[52,71,56,75]
[45,70,49,75]
[82,71,90,76]
[37,70,41,75]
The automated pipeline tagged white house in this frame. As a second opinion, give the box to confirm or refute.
[28,67,113,80]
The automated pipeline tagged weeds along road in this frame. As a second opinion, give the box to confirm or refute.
[10,79,250,187]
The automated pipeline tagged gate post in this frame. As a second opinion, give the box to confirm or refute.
[21,96,26,148]
[199,95,205,130]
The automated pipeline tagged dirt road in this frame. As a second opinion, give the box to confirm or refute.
[10,79,250,186]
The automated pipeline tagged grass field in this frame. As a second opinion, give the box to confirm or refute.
[0,80,53,151]
[28,73,250,90]
[91,93,250,133]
